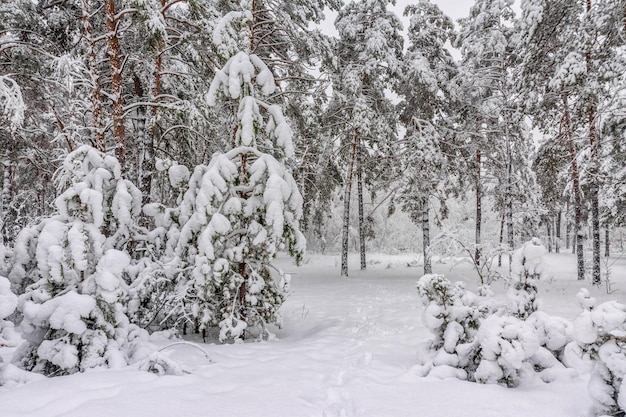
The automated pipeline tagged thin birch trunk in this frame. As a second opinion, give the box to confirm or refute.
[563,96,585,280]
[356,143,366,270]
[1,160,10,243]
[475,149,482,266]
[423,196,432,275]
[341,129,358,277]
[556,211,561,253]
[505,127,514,275]
[498,211,505,267]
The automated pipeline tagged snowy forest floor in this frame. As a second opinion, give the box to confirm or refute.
[1,251,625,417]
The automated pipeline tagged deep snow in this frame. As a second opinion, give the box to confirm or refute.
[1,251,624,417]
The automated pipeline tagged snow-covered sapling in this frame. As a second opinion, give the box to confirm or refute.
[0,276,19,348]
[169,5,305,342]
[415,274,491,379]
[572,289,626,416]
[508,237,547,319]
[12,146,142,375]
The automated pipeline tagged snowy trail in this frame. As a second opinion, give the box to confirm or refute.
[0,253,610,417]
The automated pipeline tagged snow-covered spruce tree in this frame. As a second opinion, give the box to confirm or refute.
[573,290,626,416]
[11,146,142,375]
[172,3,305,342]
[415,274,491,379]
[507,237,546,319]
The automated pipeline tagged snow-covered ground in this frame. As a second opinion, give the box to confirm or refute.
[1,251,624,417]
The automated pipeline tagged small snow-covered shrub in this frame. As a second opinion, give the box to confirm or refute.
[415,274,491,379]
[508,238,547,319]
[474,314,540,387]
[416,274,574,387]
[0,275,19,348]
[572,290,626,416]
[11,146,142,375]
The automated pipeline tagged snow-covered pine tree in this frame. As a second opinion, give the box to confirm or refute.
[172,1,305,342]
[330,0,403,276]
[11,146,142,375]
[397,0,458,276]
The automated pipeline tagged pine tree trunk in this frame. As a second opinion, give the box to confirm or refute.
[498,211,505,267]
[556,211,561,253]
[505,128,514,274]
[423,196,432,275]
[475,149,482,266]
[589,107,601,285]
[563,97,585,280]
[546,219,552,253]
[586,0,601,285]
[105,0,126,168]
[341,129,358,277]
[356,144,366,270]
[1,159,11,243]
[605,228,610,258]
[81,0,106,152]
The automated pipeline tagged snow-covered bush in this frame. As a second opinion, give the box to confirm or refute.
[0,275,19,348]
[415,274,491,379]
[473,314,540,387]
[572,290,626,416]
[508,238,547,319]
[11,146,142,375]
[416,273,574,387]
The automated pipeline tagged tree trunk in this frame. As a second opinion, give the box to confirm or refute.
[81,0,106,152]
[341,129,358,277]
[1,159,12,243]
[423,196,432,275]
[586,0,601,285]
[605,228,610,258]
[498,211,505,267]
[105,0,126,168]
[563,96,584,280]
[588,106,601,285]
[356,143,366,270]
[475,149,482,265]
[556,211,561,253]
[546,219,552,253]
[505,127,514,275]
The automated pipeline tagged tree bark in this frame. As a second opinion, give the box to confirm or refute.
[505,127,514,274]
[341,129,358,277]
[556,211,561,253]
[81,0,106,152]
[498,211,505,267]
[1,159,12,243]
[356,143,366,270]
[475,149,482,265]
[546,219,552,253]
[586,0,601,286]
[563,96,585,280]
[422,196,432,275]
[605,228,610,258]
[105,0,126,168]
